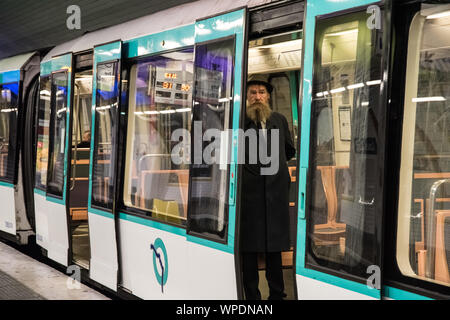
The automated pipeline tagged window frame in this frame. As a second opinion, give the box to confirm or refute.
[0,80,20,184]
[34,75,52,192]
[303,4,388,287]
[90,59,120,212]
[46,70,69,199]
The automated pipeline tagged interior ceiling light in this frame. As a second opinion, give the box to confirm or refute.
[426,10,450,19]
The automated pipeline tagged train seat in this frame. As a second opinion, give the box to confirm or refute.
[139,170,189,223]
[313,165,346,247]
[416,201,450,284]
[0,152,7,176]
[152,198,182,224]
[69,147,90,221]
[434,210,450,283]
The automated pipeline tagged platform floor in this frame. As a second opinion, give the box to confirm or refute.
[0,241,109,300]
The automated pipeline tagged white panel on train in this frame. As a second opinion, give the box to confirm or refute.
[0,185,16,235]
[46,202,69,266]
[88,213,118,291]
[119,218,189,299]
[296,274,376,300]
[34,192,49,250]
[186,242,237,299]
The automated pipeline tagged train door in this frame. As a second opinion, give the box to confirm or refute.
[115,9,246,299]
[296,0,390,299]
[68,51,93,269]
[87,42,121,290]
[240,1,304,300]
[34,53,73,266]
[184,8,248,299]
[21,54,41,243]
[0,52,38,243]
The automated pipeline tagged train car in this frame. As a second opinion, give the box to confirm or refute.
[0,0,449,300]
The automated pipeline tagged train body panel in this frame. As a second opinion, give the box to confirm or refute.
[117,213,237,299]
[45,200,69,266]
[15,156,34,235]
[87,211,118,291]
[41,0,270,62]
[34,190,49,249]
[118,214,189,299]
[296,274,376,300]
[0,183,16,235]
[185,241,237,299]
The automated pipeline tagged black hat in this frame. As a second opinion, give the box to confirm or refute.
[247,74,273,94]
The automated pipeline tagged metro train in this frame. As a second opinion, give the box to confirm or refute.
[0,0,449,300]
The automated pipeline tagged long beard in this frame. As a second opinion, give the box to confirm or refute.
[246,102,272,123]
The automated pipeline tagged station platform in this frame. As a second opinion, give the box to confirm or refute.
[0,241,109,300]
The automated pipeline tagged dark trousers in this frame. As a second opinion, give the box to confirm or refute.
[242,252,285,300]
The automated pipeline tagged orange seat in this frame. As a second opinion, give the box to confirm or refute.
[314,166,346,247]
[70,207,88,221]
[416,202,450,284]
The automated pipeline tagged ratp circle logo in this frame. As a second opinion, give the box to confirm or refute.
[151,238,168,293]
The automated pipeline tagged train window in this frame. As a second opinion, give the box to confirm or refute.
[35,76,51,190]
[306,10,384,279]
[73,71,92,148]
[397,5,450,287]
[186,38,235,242]
[91,62,118,209]
[0,81,19,182]
[123,48,194,226]
[47,72,68,197]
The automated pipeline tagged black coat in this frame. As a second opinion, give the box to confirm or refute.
[240,111,295,253]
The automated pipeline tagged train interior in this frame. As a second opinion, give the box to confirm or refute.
[69,52,93,269]
[245,30,302,299]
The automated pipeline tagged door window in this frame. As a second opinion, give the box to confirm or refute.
[47,72,68,197]
[92,62,119,209]
[35,76,52,190]
[186,38,235,242]
[0,81,19,181]
[306,10,384,279]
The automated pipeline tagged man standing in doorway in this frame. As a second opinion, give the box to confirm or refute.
[240,74,295,300]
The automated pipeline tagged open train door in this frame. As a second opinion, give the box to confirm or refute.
[185,8,247,299]
[87,41,122,291]
[296,0,391,299]
[34,53,73,266]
